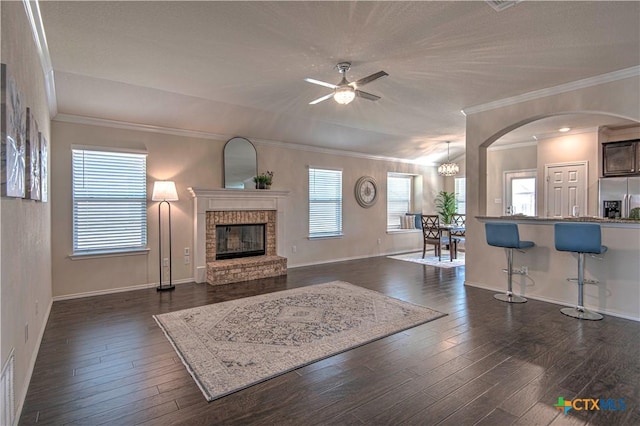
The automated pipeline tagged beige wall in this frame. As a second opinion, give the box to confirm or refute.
[51,121,221,297]
[465,76,640,320]
[1,2,52,419]
[51,119,439,297]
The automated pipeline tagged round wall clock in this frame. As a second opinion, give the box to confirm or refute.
[355,176,378,208]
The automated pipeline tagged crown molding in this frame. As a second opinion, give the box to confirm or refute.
[462,66,640,116]
[53,113,429,166]
[23,0,57,117]
[54,113,229,140]
[249,136,429,166]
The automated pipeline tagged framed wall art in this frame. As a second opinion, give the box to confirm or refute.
[40,132,48,202]
[25,107,41,200]
[1,63,26,198]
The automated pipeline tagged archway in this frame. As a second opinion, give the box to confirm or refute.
[462,76,640,319]
[482,112,638,218]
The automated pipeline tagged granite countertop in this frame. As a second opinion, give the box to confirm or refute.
[476,215,640,224]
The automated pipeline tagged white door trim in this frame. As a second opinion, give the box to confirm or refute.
[503,168,537,215]
[543,161,588,217]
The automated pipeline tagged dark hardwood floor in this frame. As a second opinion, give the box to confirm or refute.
[19,255,639,425]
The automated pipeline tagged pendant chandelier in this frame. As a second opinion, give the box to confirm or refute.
[438,141,459,177]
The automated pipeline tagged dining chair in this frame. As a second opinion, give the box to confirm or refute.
[450,214,466,246]
[420,215,455,261]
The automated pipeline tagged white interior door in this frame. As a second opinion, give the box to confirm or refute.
[545,162,587,217]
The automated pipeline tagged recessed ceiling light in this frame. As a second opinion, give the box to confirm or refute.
[558,127,571,132]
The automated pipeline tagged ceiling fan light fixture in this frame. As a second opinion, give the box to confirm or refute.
[333,86,355,105]
[438,141,459,177]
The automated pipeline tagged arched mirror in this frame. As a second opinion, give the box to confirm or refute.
[223,137,257,189]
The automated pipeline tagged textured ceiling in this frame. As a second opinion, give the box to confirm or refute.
[40,1,640,163]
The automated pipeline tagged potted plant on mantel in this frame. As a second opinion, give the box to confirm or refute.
[253,171,274,189]
[435,190,456,224]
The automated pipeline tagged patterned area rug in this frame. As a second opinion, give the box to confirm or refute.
[388,251,465,268]
[154,281,446,401]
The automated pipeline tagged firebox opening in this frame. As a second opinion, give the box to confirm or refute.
[216,224,266,260]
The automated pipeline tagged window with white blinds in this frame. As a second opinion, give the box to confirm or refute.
[387,173,413,230]
[72,148,148,255]
[308,167,343,238]
[455,177,466,214]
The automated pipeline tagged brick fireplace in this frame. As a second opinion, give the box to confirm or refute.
[189,188,289,285]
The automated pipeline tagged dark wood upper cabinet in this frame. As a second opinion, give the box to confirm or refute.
[603,140,639,176]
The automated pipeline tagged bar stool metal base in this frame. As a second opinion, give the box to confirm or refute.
[495,247,527,303]
[560,306,603,321]
[494,293,527,303]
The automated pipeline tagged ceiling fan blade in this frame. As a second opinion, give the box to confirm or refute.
[355,90,381,101]
[304,78,338,89]
[353,71,388,87]
[309,93,334,105]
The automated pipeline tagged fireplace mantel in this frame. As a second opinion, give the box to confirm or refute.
[188,188,290,282]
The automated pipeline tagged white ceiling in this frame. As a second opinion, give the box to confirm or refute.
[39,1,640,164]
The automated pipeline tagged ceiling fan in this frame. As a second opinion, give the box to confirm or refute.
[304,62,388,105]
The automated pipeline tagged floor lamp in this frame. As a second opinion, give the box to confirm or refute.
[152,181,179,292]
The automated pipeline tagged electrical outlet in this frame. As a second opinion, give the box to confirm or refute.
[25,323,29,343]
[292,245,297,253]
[377,238,381,245]
[163,258,169,267]
[184,247,190,256]
[184,255,190,264]
[521,266,528,275]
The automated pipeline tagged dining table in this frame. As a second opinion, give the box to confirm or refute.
[438,223,465,260]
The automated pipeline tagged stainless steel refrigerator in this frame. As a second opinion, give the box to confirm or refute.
[599,177,640,218]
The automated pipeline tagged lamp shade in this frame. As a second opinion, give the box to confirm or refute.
[152,181,179,201]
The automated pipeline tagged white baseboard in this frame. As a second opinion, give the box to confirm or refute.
[14,298,53,425]
[288,248,423,269]
[464,280,640,322]
[52,278,195,301]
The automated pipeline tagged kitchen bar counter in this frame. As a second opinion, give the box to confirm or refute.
[466,216,640,321]
[477,215,640,226]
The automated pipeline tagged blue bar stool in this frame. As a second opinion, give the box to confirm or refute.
[554,223,607,320]
[485,222,534,303]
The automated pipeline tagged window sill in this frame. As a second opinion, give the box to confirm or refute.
[69,248,150,260]
[387,229,421,234]
[308,234,344,240]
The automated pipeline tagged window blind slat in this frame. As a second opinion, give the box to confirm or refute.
[455,177,466,214]
[387,175,413,230]
[72,149,147,254]
[309,168,342,238]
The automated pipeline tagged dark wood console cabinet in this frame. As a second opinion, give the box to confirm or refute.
[602,140,640,176]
